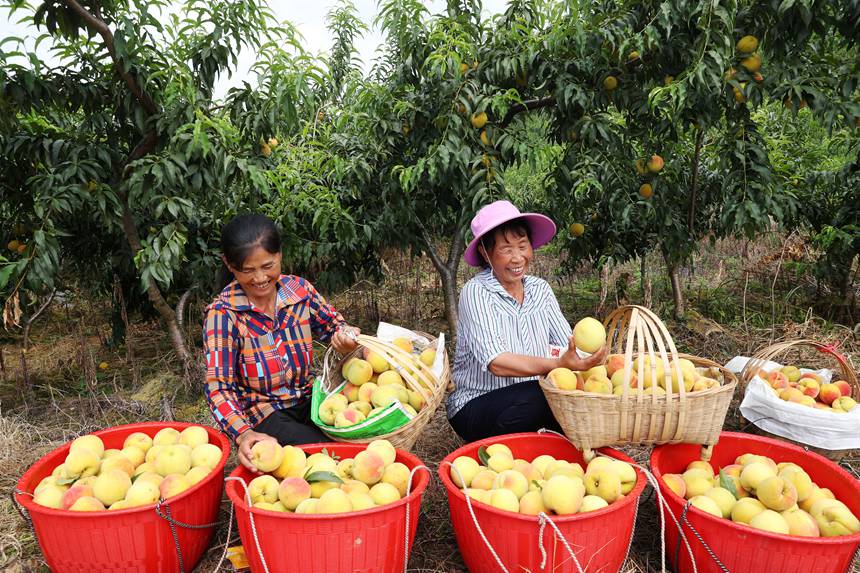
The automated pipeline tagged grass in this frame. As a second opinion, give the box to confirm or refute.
[1,232,858,571]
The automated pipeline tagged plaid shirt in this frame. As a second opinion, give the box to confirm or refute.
[203,275,345,439]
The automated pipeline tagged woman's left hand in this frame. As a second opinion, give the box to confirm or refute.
[558,335,609,371]
[331,325,360,354]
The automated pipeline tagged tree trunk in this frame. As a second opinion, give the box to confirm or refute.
[596,264,610,315]
[641,257,652,308]
[118,195,189,363]
[416,210,468,341]
[664,255,686,319]
[438,267,459,339]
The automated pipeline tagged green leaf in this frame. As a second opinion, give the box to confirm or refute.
[719,469,738,499]
[304,470,344,484]
[320,447,340,461]
[477,446,490,466]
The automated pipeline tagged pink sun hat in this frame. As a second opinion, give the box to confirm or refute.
[463,200,557,267]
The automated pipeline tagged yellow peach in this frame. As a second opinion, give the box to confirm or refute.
[179,426,209,448]
[278,477,312,511]
[69,496,105,512]
[249,440,284,473]
[152,427,181,446]
[369,482,401,506]
[316,488,353,513]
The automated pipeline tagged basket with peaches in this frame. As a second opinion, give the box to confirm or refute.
[739,339,859,461]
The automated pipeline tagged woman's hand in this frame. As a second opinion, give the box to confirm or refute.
[331,325,360,354]
[557,335,609,372]
[235,430,278,473]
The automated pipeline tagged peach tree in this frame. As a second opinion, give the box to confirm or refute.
[0,0,370,364]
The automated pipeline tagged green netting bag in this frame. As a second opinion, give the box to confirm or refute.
[310,377,412,439]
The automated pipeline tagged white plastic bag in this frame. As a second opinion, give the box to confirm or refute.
[375,321,445,379]
[727,356,860,451]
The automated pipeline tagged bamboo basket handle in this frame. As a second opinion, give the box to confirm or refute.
[740,339,858,397]
[638,310,678,441]
[356,335,435,404]
[321,344,346,394]
[639,309,689,437]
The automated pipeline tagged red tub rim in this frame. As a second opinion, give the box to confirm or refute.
[15,421,231,518]
[650,430,860,546]
[225,441,430,520]
[438,432,647,522]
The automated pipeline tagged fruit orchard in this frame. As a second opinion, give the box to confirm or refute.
[2,0,859,357]
[2,2,860,571]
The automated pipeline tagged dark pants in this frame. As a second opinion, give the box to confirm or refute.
[449,380,563,443]
[254,398,331,446]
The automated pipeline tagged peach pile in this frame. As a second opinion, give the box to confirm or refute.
[757,365,856,412]
[245,439,410,514]
[662,454,859,537]
[549,354,723,396]
[32,426,222,511]
[449,441,637,516]
[319,338,436,428]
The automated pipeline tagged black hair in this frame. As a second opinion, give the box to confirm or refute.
[478,218,532,268]
[217,214,282,290]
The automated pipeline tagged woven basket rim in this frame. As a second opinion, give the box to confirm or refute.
[738,338,859,398]
[540,353,738,399]
[319,331,451,450]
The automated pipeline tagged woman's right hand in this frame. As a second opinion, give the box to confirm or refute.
[235,430,279,473]
[557,335,608,372]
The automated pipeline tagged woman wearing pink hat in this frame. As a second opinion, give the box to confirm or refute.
[446,200,607,441]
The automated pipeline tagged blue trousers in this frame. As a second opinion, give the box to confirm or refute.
[448,380,563,443]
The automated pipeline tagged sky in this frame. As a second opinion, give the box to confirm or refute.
[1,1,509,98]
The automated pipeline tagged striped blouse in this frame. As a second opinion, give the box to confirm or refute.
[446,268,573,418]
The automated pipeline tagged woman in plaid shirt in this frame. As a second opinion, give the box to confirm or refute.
[203,214,360,471]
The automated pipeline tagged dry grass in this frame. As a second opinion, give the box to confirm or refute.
[1,236,859,572]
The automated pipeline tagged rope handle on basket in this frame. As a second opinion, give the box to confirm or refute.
[10,487,40,549]
[403,465,431,573]
[535,429,598,464]
[213,468,429,573]
[10,488,33,525]
[222,476,271,573]
[209,497,237,573]
[589,452,703,573]
[678,501,730,573]
[442,460,511,573]
[153,497,220,573]
[535,513,585,573]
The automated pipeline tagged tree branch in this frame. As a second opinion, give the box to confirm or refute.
[446,206,471,268]
[61,0,158,115]
[414,217,447,273]
[22,288,56,352]
[500,95,557,127]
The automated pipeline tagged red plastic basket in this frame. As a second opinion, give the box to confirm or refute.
[437,432,647,573]
[650,431,860,573]
[225,442,430,573]
[13,421,230,573]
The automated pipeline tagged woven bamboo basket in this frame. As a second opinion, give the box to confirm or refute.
[540,305,737,462]
[320,331,450,451]
[739,339,859,461]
